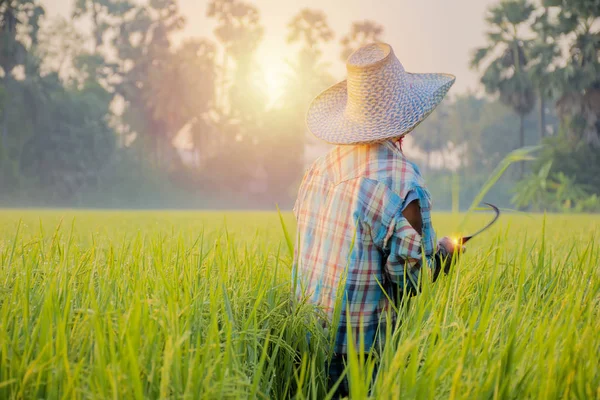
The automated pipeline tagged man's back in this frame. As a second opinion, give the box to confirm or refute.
[293,140,436,354]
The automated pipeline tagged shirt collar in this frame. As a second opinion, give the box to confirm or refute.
[383,139,404,155]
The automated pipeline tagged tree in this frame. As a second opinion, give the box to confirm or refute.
[282,9,334,182]
[340,20,384,62]
[287,8,334,52]
[511,160,553,210]
[19,74,116,201]
[545,0,600,148]
[487,0,600,212]
[414,94,538,175]
[512,156,599,212]
[111,0,189,168]
[0,0,44,147]
[285,8,335,135]
[529,5,560,140]
[411,101,450,172]
[72,0,132,52]
[0,3,118,201]
[471,0,537,177]
[205,0,268,193]
[152,38,217,164]
[207,0,264,118]
[0,0,45,193]
[37,16,85,81]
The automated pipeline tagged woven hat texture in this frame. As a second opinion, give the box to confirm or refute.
[306,43,455,144]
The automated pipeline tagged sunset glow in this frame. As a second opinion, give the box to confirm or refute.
[260,52,289,106]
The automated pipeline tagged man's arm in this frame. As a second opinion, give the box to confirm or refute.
[384,198,464,293]
[381,200,432,296]
[402,200,422,235]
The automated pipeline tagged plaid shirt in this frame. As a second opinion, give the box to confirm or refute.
[292,140,436,354]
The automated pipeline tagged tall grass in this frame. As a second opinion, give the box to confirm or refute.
[0,210,598,399]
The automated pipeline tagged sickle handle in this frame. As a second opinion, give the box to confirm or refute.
[458,235,473,245]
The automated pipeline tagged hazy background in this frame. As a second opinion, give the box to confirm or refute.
[46,0,497,94]
[0,0,598,211]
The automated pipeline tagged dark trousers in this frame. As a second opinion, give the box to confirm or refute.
[328,354,379,398]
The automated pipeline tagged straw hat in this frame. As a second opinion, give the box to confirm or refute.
[306,43,455,145]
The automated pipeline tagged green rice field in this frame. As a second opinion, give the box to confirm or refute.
[0,210,598,399]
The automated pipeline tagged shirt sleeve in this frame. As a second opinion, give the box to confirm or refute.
[380,186,437,294]
[401,190,419,211]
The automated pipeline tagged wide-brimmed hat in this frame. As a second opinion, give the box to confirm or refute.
[306,43,455,145]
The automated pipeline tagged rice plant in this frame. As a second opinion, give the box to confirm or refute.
[0,210,598,399]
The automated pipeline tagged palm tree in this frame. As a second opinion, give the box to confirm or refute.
[285,8,334,107]
[530,6,560,141]
[0,0,43,158]
[287,9,334,52]
[275,9,335,188]
[340,20,384,62]
[72,0,126,52]
[207,0,264,117]
[471,0,536,177]
[285,9,335,154]
[549,0,600,148]
[111,0,187,168]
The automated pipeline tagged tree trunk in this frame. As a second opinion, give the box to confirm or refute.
[92,3,100,53]
[539,8,548,141]
[1,76,11,157]
[1,103,7,149]
[220,50,228,113]
[539,91,546,141]
[155,133,160,169]
[519,113,525,178]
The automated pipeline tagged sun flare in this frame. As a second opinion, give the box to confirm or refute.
[263,64,287,105]
[259,49,289,106]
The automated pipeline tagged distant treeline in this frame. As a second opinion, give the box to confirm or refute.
[0,0,598,211]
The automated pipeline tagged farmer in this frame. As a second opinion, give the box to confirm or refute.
[292,43,464,396]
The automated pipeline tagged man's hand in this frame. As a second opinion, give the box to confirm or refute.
[433,236,466,280]
[438,236,466,257]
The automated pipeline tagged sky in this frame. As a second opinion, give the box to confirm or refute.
[44,0,498,96]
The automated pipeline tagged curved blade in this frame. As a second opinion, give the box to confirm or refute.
[459,203,500,244]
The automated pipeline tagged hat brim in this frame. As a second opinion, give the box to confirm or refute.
[306,73,456,145]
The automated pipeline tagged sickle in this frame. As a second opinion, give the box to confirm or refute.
[458,203,500,245]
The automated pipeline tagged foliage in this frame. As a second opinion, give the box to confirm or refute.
[512,133,600,212]
[512,167,600,212]
[411,93,543,180]
[471,0,537,174]
[72,0,133,51]
[0,211,598,397]
[208,0,263,59]
[20,79,115,200]
[285,8,335,109]
[203,0,269,193]
[266,8,337,199]
[0,0,45,75]
[0,74,115,201]
[339,20,384,61]
[473,0,598,211]
[409,99,450,173]
[539,0,599,147]
[0,2,117,204]
[511,161,553,210]
[37,16,85,80]
[0,0,597,210]
[110,0,189,167]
